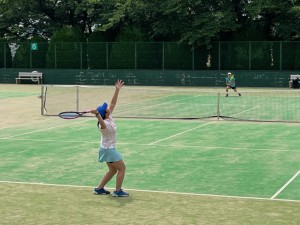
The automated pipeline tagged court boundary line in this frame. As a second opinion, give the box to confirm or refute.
[0,119,91,140]
[0,180,299,203]
[148,121,215,145]
[271,170,300,199]
[1,137,299,153]
[115,94,205,116]
[0,93,40,100]
[148,105,259,145]
[0,117,57,130]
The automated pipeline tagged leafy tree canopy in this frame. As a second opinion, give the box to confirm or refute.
[0,0,299,46]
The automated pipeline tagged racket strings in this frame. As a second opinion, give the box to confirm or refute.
[59,112,81,119]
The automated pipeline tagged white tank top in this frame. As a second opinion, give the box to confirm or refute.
[99,116,116,149]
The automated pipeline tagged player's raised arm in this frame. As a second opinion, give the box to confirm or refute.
[109,79,124,113]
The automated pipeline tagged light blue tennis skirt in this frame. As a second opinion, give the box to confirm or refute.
[98,147,122,163]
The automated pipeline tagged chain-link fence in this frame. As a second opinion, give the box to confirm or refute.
[0,41,299,70]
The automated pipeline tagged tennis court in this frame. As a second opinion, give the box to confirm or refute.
[0,84,300,225]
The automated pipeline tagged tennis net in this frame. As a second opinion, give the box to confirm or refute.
[41,85,300,123]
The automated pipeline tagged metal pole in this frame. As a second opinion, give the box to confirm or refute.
[30,44,32,69]
[162,42,165,70]
[4,43,6,68]
[280,41,282,71]
[135,42,137,69]
[80,42,82,69]
[218,42,221,70]
[217,92,220,120]
[192,47,195,70]
[55,43,57,69]
[106,42,109,69]
[249,42,251,70]
[76,86,79,112]
[41,85,44,115]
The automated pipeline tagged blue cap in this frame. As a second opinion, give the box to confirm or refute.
[97,102,108,119]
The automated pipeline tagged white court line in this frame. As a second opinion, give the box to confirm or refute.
[0,94,40,100]
[229,105,260,117]
[1,119,90,140]
[0,117,56,130]
[0,180,299,203]
[148,121,215,145]
[1,138,299,153]
[148,105,259,145]
[115,95,203,115]
[271,170,300,199]
[0,138,100,144]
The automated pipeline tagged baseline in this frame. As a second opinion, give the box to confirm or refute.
[0,180,299,203]
[0,119,91,140]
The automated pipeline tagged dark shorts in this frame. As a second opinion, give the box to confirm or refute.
[227,86,236,89]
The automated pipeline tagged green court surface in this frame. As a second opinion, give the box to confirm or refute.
[0,84,300,225]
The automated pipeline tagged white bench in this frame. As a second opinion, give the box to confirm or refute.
[289,74,300,88]
[290,74,300,80]
[16,71,43,84]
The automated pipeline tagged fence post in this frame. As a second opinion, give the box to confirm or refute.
[55,43,57,69]
[249,41,251,70]
[135,42,137,69]
[192,47,195,70]
[218,42,221,70]
[280,41,282,71]
[4,43,6,68]
[30,43,32,69]
[106,42,109,70]
[162,42,165,70]
[80,42,82,69]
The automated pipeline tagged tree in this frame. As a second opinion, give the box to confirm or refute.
[0,0,43,41]
[147,0,240,47]
[0,0,117,41]
[246,0,300,40]
[46,27,86,69]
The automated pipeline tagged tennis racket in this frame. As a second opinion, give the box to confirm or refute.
[59,111,91,119]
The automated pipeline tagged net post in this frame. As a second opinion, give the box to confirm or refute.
[41,85,44,115]
[76,86,79,112]
[217,92,220,120]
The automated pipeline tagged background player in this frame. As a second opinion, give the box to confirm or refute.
[225,72,241,97]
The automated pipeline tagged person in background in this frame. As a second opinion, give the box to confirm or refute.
[225,72,241,97]
[91,79,129,197]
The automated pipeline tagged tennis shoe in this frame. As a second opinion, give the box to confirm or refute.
[93,187,110,195]
[238,93,241,96]
[112,189,129,197]
[225,94,228,97]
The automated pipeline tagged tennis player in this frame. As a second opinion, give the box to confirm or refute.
[225,72,241,97]
[91,79,129,197]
